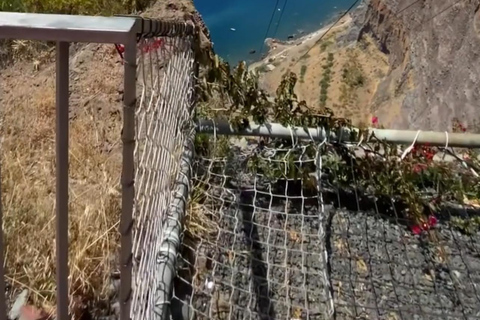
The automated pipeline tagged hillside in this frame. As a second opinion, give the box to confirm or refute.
[253,0,480,131]
[250,10,390,127]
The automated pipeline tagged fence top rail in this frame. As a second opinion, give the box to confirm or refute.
[0,11,197,44]
[124,15,197,38]
[196,119,480,148]
[0,11,138,43]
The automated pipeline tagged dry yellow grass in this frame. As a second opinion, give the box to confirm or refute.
[0,43,124,315]
[184,179,219,243]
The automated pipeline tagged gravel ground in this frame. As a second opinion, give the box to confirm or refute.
[172,151,480,320]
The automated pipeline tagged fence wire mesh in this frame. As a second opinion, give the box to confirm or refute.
[173,133,480,320]
[131,33,196,320]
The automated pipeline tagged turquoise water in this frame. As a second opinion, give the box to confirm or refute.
[193,0,358,65]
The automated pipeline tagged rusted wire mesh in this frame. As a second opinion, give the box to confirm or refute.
[173,134,480,320]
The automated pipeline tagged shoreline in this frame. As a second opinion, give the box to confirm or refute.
[249,14,353,71]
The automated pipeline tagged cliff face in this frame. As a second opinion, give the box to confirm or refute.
[359,0,480,131]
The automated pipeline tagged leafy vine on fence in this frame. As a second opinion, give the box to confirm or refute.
[195,55,480,235]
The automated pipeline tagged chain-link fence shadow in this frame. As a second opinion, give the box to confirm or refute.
[172,135,480,320]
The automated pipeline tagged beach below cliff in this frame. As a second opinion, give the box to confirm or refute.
[249,14,352,71]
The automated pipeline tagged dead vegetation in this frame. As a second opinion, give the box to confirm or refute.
[0,43,124,316]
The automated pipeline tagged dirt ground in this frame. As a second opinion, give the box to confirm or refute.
[250,15,391,127]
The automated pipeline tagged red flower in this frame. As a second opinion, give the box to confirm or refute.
[455,122,467,132]
[428,215,438,226]
[411,215,438,235]
[421,146,435,161]
[413,163,427,173]
[141,39,164,54]
[425,152,434,161]
[411,225,422,235]
[151,38,164,50]
[371,116,378,125]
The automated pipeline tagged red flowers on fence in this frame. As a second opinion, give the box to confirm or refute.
[114,38,165,63]
[143,38,164,53]
[407,143,436,175]
[411,215,438,235]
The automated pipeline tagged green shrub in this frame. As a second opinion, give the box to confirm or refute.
[299,65,307,83]
[320,40,333,52]
[318,52,334,107]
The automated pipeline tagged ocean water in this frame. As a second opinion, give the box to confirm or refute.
[193,0,359,65]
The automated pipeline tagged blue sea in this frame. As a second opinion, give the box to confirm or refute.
[193,0,359,65]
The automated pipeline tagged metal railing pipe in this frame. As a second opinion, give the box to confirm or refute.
[196,119,480,148]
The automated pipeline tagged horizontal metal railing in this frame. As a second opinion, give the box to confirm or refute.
[196,118,480,147]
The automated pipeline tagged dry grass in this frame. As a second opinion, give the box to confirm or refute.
[0,44,124,315]
[185,180,219,242]
[0,1,204,315]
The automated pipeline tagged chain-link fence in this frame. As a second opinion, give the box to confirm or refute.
[172,127,480,320]
[130,29,197,320]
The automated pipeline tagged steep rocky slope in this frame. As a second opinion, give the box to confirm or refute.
[359,0,480,130]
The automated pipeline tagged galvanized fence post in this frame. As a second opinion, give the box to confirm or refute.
[120,33,138,320]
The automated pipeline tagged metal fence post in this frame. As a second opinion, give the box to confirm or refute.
[120,34,137,320]
[56,41,70,320]
[0,147,6,320]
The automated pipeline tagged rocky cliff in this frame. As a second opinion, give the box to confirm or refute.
[142,0,213,65]
[358,0,480,131]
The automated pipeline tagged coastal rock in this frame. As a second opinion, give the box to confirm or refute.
[265,64,276,71]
